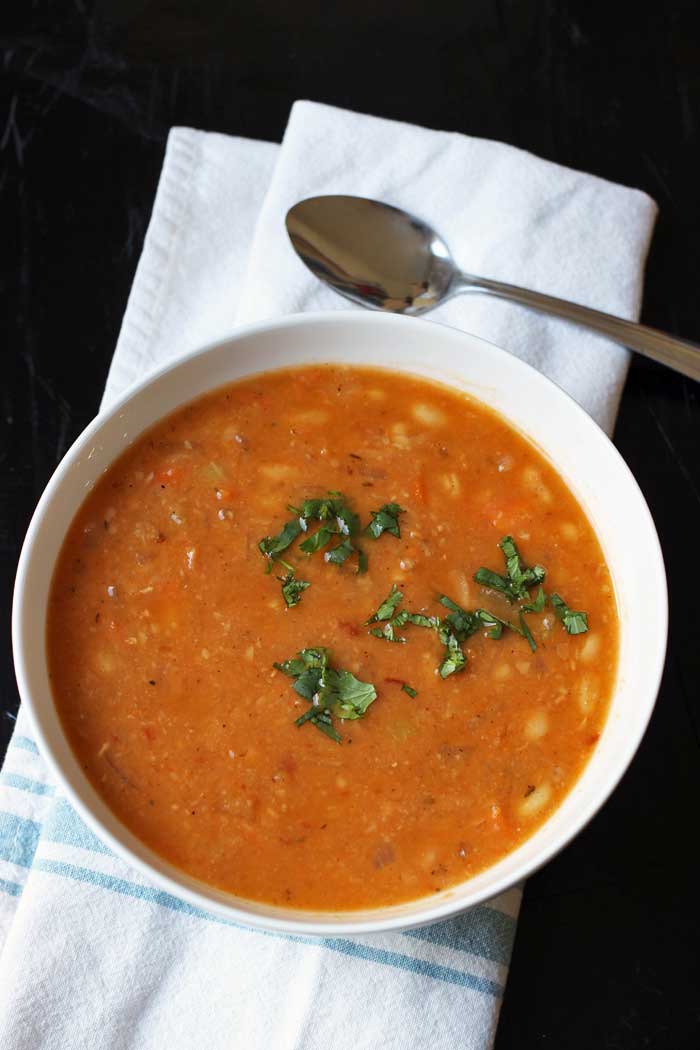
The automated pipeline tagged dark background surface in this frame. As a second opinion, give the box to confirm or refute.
[2,2,699,1047]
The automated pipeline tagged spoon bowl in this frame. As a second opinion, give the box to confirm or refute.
[286,194,700,382]
[286,195,457,314]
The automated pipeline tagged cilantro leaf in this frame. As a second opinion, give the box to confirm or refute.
[258,518,302,561]
[522,585,546,613]
[274,647,329,704]
[370,623,407,643]
[324,539,355,565]
[475,607,520,638]
[518,611,537,652]
[473,607,537,650]
[365,584,404,624]
[401,683,418,698]
[499,535,546,597]
[550,593,589,635]
[275,647,377,741]
[438,596,481,641]
[472,567,513,600]
[437,594,537,650]
[291,497,335,521]
[394,611,441,630]
[299,523,338,554]
[330,669,377,719]
[365,503,405,540]
[366,588,439,644]
[335,504,361,538]
[356,548,369,574]
[292,492,360,535]
[474,608,507,640]
[284,492,363,568]
[474,536,546,602]
[294,707,342,743]
[274,646,328,679]
[278,571,310,608]
[439,631,466,678]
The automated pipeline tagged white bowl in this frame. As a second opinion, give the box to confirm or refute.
[12,312,667,936]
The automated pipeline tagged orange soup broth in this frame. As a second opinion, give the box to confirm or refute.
[47,366,617,910]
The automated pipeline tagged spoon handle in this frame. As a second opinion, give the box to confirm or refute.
[457,273,700,382]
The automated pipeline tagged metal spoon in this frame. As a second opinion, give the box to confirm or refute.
[286,195,700,382]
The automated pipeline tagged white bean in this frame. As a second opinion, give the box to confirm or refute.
[259,463,297,481]
[411,402,446,427]
[95,651,115,675]
[450,569,472,608]
[518,782,551,818]
[390,422,411,449]
[579,633,600,663]
[292,409,329,426]
[578,676,598,713]
[521,465,552,504]
[525,710,549,740]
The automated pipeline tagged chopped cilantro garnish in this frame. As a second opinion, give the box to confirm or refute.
[293,705,341,742]
[365,585,404,624]
[499,536,546,597]
[261,491,406,581]
[472,567,511,598]
[435,596,478,677]
[474,536,545,603]
[401,683,418,698]
[335,504,361,538]
[522,585,546,613]
[324,539,355,565]
[365,503,405,540]
[291,493,360,535]
[438,596,480,640]
[258,518,302,561]
[395,611,441,630]
[274,647,377,742]
[550,593,589,635]
[366,587,439,645]
[439,631,466,678]
[299,523,337,554]
[278,571,310,608]
[291,497,335,520]
[281,491,365,570]
[518,611,537,652]
[370,622,407,643]
[474,608,509,640]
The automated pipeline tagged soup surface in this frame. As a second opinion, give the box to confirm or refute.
[48,366,617,910]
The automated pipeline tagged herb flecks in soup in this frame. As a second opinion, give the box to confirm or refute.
[47,366,617,910]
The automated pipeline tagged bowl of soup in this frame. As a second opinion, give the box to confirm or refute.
[12,311,667,935]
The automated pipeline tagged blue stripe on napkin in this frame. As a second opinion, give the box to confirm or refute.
[11,736,40,755]
[1,774,56,797]
[406,910,515,967]
[0,877,23,898]
[34,857,503,996]
[3,746,513,1000]
[0,812,41,868]
[43,798,114,856]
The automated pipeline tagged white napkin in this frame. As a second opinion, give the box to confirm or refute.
[1,101,657,1050]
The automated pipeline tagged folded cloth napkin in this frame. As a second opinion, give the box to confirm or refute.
[1,101,656,1050]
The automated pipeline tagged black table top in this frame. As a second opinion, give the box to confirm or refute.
[3,4,699,1047]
